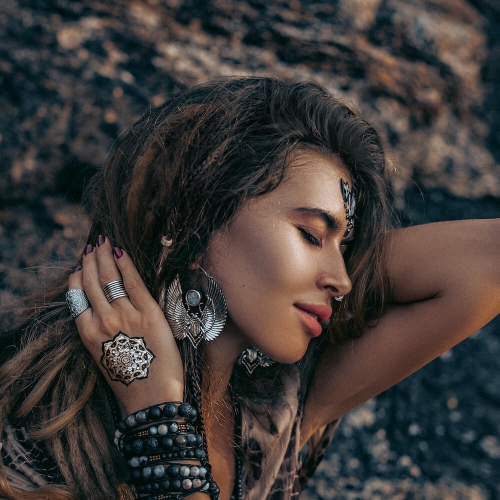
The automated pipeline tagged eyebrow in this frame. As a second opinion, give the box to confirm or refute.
[293,207,342,231]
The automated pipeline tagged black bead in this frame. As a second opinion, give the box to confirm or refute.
[171,479,182,490]
[178,403,192,418]
[195,434,203,446]
[180,450,186,458]
[132,439,144,453]
[116,421,127,433]
[132,469,141,480]
[153,482,159,490]
[161,479,171,489]
[186,433,197,446]
[209,481,220,493]
[145,483,152,492]
[163,402,178,418]
[189,408,198,420]
[167,465,180,477]
[195,448,206,459]
[122,443,132,456]
[146,437,158,449]
[149,406,162,420]
[160,436,173,449]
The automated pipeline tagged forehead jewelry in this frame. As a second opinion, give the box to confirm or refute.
[164,269,227,348]
[101,332,155,386]
[237,346,274,375]
[340,179,357,237]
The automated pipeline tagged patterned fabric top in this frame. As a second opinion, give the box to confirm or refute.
[236,347,340,500]
[1,344,340,499]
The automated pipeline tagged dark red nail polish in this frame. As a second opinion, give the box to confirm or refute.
[73,265,82,273]
[97,234,105,246]
[114,247,123,258]
[85,244,94,255]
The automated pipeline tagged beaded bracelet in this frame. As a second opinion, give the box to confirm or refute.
[119,425,202,455]
[116,402,219,499]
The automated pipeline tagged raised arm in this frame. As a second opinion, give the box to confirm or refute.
[301,219,500,444]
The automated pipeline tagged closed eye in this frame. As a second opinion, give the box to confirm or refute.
[298,227,322,248]
[340,236,355,256]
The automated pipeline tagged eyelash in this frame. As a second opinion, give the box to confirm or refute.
[298,227,322,248]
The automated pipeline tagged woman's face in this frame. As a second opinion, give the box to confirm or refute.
[205,151,355,363]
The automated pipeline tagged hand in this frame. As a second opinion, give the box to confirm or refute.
[68,236,184,415]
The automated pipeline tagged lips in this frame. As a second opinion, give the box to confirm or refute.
[294,303,333,337]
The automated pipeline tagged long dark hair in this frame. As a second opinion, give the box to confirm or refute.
[0,77,396,499]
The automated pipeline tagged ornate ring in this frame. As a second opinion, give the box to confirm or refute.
[103,280,128,303]
[66,289,90,319]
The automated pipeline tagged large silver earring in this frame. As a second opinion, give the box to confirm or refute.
[164,270,227,348]
[237,346,274,375]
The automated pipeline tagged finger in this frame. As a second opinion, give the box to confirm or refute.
[68,265,94,340]
[95,235,131,307]
[81,243,112,313]
[113,247,159,313]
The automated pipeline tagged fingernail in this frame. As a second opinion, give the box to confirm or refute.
[85,244,94,255]
[73,265,82,273]
[114,247,123,258]
[97,234,105,246]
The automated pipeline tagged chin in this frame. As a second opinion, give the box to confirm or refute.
[263,342,310,365]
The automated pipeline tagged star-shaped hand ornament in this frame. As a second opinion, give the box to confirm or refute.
[100,332,155,386]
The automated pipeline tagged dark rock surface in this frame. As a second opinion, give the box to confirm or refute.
[0,0,499,498]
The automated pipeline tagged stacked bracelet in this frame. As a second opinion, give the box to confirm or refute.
[115,402,220,499]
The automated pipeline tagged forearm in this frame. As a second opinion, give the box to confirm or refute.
[386,219,500,306]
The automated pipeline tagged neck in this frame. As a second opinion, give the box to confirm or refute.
[203,320,249,402]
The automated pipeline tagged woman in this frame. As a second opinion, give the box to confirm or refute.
[0,77,499,500]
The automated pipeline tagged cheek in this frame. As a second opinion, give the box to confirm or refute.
[206,224,313,336]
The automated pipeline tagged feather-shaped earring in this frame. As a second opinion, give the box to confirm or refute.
[164,269,227,348]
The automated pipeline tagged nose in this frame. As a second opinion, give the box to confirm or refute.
[316,255,352,298]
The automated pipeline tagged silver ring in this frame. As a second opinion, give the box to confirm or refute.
[66,289,90,319]
[334,295,344,302]
[103,280,128,303]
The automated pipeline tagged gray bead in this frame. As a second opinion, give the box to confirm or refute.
[198,467,207,478]
[136,410,148,423]
[125,415,137,428]
[180,465,190,477]
[169,423,178,433]
[153,465,165,478]
[142,467,152,479]
[149,426,158,435]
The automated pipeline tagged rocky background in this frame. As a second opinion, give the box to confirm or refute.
[0,0,499,498]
